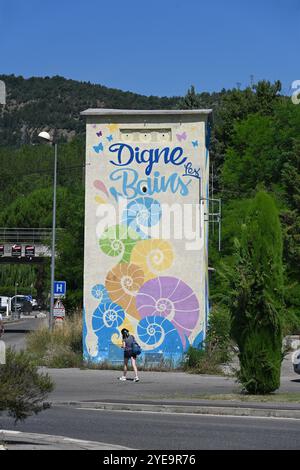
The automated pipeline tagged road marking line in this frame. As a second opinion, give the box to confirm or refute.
[0,430,21,434]
[0,430,132,450]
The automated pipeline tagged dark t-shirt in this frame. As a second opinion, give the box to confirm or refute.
[124,335,135,351]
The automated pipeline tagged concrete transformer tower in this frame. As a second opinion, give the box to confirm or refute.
[81,109,212,367]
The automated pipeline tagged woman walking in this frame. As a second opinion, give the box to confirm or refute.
[119,328,139,382]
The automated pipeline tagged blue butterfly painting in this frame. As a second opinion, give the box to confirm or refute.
[106,134,113,142]
[93,142,104,153]
[192,140,199,148]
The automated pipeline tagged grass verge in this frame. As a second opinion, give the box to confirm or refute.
[26,315,229,374]
[193,392,300,403]
[26,314,83,368]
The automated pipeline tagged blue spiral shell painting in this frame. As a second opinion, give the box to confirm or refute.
[123,197,162,239]
[92,301,125,361]
[137,315,183,354]
[91,284,111,303]
[93,301,125,331]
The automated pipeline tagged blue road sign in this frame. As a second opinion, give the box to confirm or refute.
[54,281,66,298]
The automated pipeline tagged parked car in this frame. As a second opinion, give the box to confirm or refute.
[30,298,42,311]
[292,350,300,375]
[10,295,32,315]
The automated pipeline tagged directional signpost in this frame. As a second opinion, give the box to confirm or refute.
[53,282,66,325]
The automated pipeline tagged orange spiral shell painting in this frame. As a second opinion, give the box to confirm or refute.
[105,263,144,320]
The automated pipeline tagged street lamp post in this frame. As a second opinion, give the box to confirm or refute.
[38,132,57,331]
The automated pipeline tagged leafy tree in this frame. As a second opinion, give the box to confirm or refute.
[0,185,84,309]
[177,85,203,109]
[229,191,283,394]
[253,80,282,115]
[221,114,276,198]
[55,186,84,310]
[0,265,36,297]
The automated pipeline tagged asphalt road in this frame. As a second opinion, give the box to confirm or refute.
[2,316,46,351]
[1,406,300,450]
[1,317,300,450]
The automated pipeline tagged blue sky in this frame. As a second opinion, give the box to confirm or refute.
[0,0,298,97]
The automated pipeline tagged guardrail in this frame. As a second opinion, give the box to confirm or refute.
[0,228,54,243]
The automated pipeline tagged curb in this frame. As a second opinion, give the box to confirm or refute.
[54,401,300,420]
[0,430,132,450]
[2,319,24,325]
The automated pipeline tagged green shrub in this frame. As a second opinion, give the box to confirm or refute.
[184,347,206,369]
[183,347,223,375]
[205,305,232,364]
[183,305,232,375]
[0,348,54,421]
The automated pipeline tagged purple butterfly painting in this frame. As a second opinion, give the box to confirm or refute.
[96,131,102,137]
[176,132,187,142]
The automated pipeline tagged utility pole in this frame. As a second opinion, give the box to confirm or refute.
[14,282,19,319]
[0,80,6,105]
[38,132,58,331]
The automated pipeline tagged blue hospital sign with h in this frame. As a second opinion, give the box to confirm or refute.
[54,281,66,298]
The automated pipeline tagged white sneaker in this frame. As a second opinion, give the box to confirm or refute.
[119,376,127,381]
[133,377,139,382]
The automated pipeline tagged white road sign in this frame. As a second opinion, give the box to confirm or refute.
[53,300,65,318]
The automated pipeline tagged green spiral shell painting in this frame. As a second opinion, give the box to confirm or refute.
[99,224,140,263]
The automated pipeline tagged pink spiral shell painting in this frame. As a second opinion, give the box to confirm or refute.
[136,276,199,347]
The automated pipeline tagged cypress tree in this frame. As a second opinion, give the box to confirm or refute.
[230,191,283,394]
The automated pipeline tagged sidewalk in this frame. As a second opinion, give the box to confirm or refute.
[44,353,300,419]
[3,312,47,322]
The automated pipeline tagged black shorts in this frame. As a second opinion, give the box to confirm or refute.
[124,351,137,360]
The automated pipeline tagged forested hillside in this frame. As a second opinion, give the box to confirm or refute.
[0,75,299,333]
[0,74,179,147]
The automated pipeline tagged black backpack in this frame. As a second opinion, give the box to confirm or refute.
[131,339,142,356]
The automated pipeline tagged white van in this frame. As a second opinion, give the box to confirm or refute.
[293,350,300,375]
[0,296,10,316]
